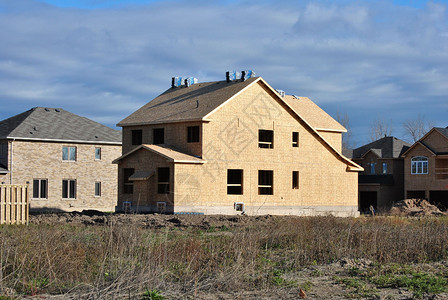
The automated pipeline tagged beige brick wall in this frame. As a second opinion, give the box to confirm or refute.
[8,140,120,212]
[404,143,448,195]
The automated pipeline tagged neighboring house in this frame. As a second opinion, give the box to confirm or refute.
[113,73,363,216]
[350,137,411,211]
[402,127,448,209]
[0,107,122,212]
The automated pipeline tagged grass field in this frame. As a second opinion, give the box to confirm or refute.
[1,215,448,299]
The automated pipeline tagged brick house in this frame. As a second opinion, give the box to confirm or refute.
[350,136,411,212]
[0,107,122,212]
[402,127,448,209]
[113,74,363,216]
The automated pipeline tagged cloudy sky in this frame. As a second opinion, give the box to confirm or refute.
[0,0,447,147]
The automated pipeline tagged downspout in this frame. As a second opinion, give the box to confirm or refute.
[9,138,15,184]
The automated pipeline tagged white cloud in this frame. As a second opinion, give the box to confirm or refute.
[0,0,447,145]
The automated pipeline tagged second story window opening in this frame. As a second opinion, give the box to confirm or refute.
[187,126,200,143]
[370,163,376,174]
[95,147,101,160]
[227,169,243,195]
[123,168,134,194]
[382,162,387,174]
[292,132,299,147]
[153,128,164,144]
[259,130,274,149]
[132,130,143,145]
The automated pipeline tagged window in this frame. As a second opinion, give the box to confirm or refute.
[62,146,76,161]
[370,163,376,174]
[411,156,428,174]
[153,128,164,144]
[292,171,299,189]
[123,168,134,194]
[95,182,101,197]
[187,126,200,143]
[95,147,101,160]
[292,132,299,147]
[382,162,387,174]
[259,130,274,148]
[62,179,76,199]
[0,143,7,159]
[258,170,273,195]
[33,179,47,199]
[132,130,143,145]
[227,169,243,195]
[158,167,170,194]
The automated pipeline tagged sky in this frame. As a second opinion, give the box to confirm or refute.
[0,0,447,147]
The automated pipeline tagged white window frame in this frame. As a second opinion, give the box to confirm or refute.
[95,147,101,160]
[62,179,76,199]
[62,146,76,161]
[411,156,428,174]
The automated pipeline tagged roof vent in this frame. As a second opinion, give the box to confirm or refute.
[226,70,255,82]
[184,77,198,87]
[172,77,183,88]
[292,95,300,99]
[55,109,60,112]
[44,108,50,111]
[226,71,240,82]
[276,89,285,98]
[241,70,255,81]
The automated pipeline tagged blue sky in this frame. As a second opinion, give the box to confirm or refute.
[0,0,447,147]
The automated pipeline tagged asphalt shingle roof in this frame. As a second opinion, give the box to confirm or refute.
[0,107,121,144]
[118,77,259,126]
[435,127,448,139]
[352,136,411,159]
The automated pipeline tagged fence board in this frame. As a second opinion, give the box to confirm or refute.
[0,185,29,225]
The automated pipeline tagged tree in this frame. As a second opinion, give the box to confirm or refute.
[369,117,393,142]
[335,111,353,152]
[403,114,434,143]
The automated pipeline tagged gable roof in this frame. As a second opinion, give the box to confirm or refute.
[118,76,362,172]
[113,144,206,164]
[352,136,411,159]
[118,77,259,126]
[0,107,122,144]
[402,127,448,157]
[282,96,346,132]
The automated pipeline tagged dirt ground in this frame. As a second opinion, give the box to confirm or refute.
[26,211,448,300]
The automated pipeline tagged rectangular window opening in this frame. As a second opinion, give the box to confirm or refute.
[370,163,376,174]
[292,132,299,147]
[123,168,134,194]
[132,130,143,145]
[33,179,48,199]
[95,182,101,197]
[62,146,76,161]
[382,162,387,174]
[259,130,274,149]
[227,169,243,195]
[158,167,170,194]
[95,147,101,160]
[292,171,299,189]
[153,128,164,144]
[258,170,273,195]
[62,179,76,199]
[187,126,200,143]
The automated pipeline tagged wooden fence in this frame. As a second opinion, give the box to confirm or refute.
[0,185,29,225]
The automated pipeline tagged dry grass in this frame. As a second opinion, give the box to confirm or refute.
[1,216,448,298]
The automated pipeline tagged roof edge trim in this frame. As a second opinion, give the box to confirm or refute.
[6,136,122,145]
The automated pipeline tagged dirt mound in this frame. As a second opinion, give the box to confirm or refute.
[390,198,446,216]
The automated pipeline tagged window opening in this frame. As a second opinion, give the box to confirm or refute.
[153,128,164,144]
[62,146,76,161]
[158,167,170,194]
[187,126,200,143]
[62,179,76,199]
[227,169,243,195]
[259,130,274,148]
[292,171,299,189]
[132,130,143,145]
[33,179,48,199]
[292,132,299,147]
[258,170,273,195]
[123,168,134,194]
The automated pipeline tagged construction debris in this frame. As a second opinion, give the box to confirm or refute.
[390,199,446,216]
